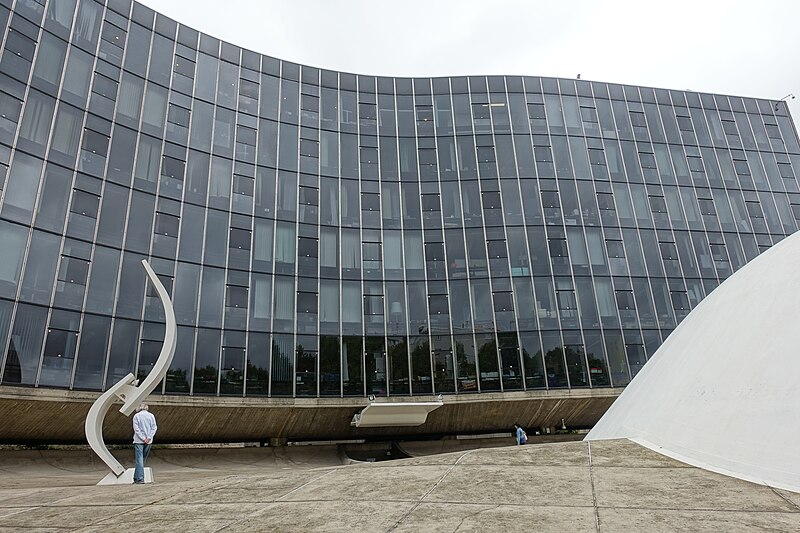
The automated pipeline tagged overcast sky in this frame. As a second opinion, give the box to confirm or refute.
[141,0,800,121]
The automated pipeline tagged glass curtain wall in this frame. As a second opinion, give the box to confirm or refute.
[0,0,798,398]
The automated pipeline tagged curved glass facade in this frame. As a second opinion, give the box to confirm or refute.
[0,0,798,399]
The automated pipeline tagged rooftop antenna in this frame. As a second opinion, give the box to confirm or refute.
[775,93,795,111]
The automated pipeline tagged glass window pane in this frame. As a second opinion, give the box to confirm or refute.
[105,318,139,385]
[19,230,60,305]
[62,47,93,105]
[271,333,294,396]
[3,304,48,385]
[73,314,109,390]
[85,246,120,315]
[193,328,220,395]
[116,73,144,126]
[142,83,168,132]
[31,32,66,89]
[19,91,55,153]
[49,104,83,165]
[246,332,269,396]
[2,152,44,224]
[39,327,78,387]
[0,220,29,299]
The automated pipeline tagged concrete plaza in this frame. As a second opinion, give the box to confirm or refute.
[1,439,799,532]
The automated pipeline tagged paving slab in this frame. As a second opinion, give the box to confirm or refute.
[52,482,198,506]
[98,502,272,522]
[0,487,80,507]
[160,485,280,505]
[0,438,797,532]
[75,518,233,533]
[589,438,688,468]
[776,488,800,510]
[365,453,462,467]
[456,441,589,467]
[393,503,597,533]
[593,465,795,512]
[597,508,800,532]
[425,464,593,507]
[0,504,136,529]
[0,506,37,519]
[0,527,66,533]
[229,500,415,532]
[280,465,451,502]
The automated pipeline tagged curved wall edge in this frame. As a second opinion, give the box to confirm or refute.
[587,230,800,492]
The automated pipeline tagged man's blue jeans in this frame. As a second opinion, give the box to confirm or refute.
[133,443,151,483]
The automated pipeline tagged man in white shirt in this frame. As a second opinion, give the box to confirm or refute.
[132,403,157,484]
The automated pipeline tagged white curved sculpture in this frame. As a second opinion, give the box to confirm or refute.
[586,231,800,492]
[84,260,176,485]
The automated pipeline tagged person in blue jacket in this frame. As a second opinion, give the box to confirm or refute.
[513,423,527,445]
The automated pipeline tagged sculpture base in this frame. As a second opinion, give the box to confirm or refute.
[97,467,153,486]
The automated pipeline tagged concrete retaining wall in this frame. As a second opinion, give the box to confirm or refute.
[0,385,619,444]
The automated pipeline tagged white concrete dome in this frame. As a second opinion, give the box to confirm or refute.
[587,230,800,492]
